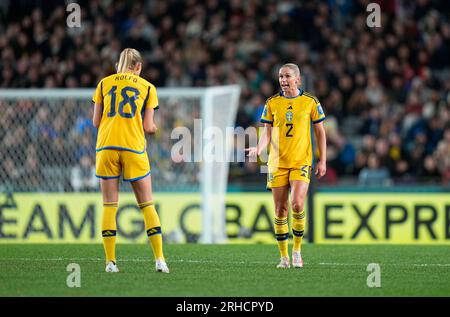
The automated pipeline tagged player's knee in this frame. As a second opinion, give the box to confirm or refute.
[292,200,304,213]
[275,205,288,217]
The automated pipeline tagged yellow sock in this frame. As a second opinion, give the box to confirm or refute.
[274,216,289,258]
[102,202,118,263]
[139,201,164,260]
[292,210,305,252]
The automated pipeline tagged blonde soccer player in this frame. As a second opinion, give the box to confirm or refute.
[246,63,327,268]
[92,48,169,273]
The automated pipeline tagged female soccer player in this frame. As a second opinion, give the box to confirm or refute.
[92,48,169,273]
[246,63,327,268]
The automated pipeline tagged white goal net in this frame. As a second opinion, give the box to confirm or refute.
[0,85,241,243]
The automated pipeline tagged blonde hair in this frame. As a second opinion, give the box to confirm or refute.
[116,48,142,73]
[281,63,300,77]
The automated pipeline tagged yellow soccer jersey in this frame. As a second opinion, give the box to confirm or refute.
[260,89,325,169]
[92,73,159,154]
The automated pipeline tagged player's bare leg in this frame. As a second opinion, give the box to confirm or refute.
[131,175,169,273]
[101,178,120,203]
[131,173,153,202]
[272,185,290,268]
[290,180,309,268]
[100,178,120,272]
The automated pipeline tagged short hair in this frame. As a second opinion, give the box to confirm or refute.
[281,63,300,77]
[116,48,142,73]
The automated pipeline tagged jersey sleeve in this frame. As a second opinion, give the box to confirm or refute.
[92,80,103,105]
[260,100,273,124]
[145,84,159,110]
[311,100,326,124]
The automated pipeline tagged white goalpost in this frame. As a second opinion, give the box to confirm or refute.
[200,86,241,243]
[0,85,241,244]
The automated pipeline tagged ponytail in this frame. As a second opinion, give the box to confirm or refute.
[116,48,142,73]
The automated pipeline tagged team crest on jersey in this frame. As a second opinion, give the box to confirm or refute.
[317,104,324,115]
[286,111,293,122]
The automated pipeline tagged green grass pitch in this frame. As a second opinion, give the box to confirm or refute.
[1,244,449,296]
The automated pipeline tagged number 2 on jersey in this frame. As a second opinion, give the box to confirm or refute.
[107,85,140,118]
[286,123,294,137]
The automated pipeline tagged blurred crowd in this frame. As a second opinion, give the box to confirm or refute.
[0,96,201,192]
[1,0,450,190]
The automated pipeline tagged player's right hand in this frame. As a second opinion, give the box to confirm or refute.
[245,147,258,157]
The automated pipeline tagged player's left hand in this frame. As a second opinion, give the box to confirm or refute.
[315,160,326,179]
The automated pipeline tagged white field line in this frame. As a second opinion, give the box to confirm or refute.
[0,257,449,267]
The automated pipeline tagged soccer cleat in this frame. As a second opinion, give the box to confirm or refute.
[276,256,290,269]
[105,261,119,273]
[155,258,170,273]
[292,251,304,268]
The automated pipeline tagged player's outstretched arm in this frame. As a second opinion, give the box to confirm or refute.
[246,123,272,157]
[313,121,327,178]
